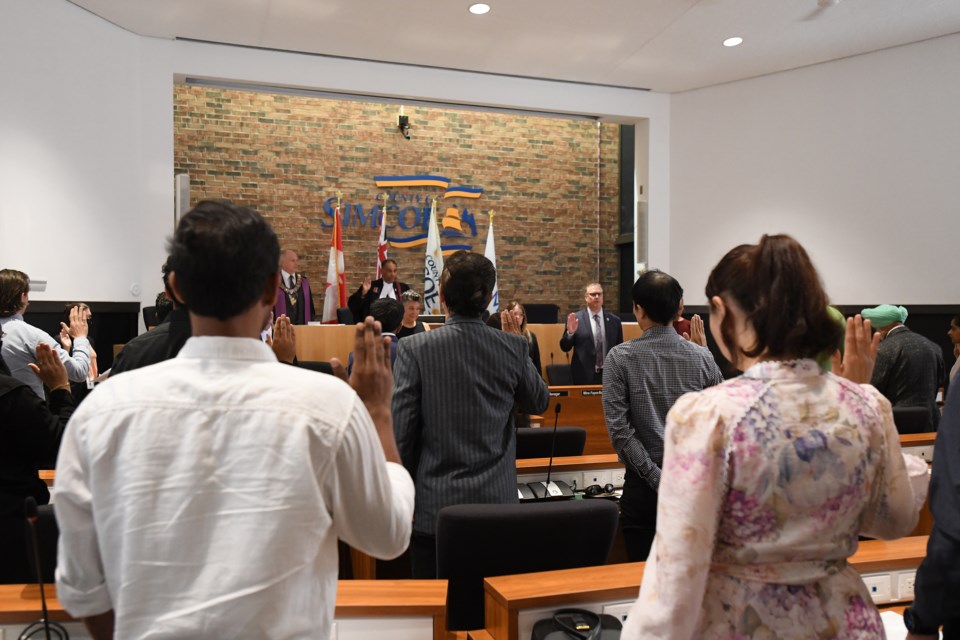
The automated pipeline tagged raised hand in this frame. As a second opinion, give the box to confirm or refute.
[686,314,706,346]
[29,343,70,391]
[67,306,89,340]
[361,278,373,295]
[837,314,880,384]
[270,314,297,364]
[58,323,72,351]
[501,309,522,335]
[566,312,579,335]
[348,317,400,462]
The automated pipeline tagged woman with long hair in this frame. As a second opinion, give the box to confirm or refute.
[623,234,926,639]
[505,300,542,377]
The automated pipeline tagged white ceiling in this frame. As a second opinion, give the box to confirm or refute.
[69,0,960,93]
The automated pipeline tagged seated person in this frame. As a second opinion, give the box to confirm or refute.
[397,289,431,338]
[0,339,75,583]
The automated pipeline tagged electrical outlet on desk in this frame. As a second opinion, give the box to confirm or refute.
[862,573,893,604]
[602,601,633,623]
[898,571,916,600]
[611,468,626,487]
[584,470,613,487]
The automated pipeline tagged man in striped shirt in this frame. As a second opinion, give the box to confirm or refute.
[392,251,549,578]
[602,270,723,562]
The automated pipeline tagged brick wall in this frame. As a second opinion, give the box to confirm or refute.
[173,85,622,318]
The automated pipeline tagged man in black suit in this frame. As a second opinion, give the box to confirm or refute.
[348,259,410,322]
[559,283,624,384]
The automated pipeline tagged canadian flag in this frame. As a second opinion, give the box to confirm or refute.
[321,202,347,323]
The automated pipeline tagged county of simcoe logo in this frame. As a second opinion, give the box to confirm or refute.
[321,175,484,255]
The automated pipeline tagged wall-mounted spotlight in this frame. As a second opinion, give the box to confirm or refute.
[398,105,411,140]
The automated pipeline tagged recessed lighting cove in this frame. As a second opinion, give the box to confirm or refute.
[469,3,491,15]
[723,37,743,47]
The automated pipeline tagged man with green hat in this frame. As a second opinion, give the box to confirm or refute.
[862,304,945,431]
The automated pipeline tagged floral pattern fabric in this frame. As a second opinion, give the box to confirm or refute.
[622,359,921,640]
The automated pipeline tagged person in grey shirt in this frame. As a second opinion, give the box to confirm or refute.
[0,269,91,399]
[393,250,549,578]
[603,270,723,561]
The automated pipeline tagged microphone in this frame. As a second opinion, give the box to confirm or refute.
[530,403,573,500]
[21,497,69,640]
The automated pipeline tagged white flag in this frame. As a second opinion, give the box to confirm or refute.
[484,214,498,314]
[321,202,346,323]
[423,197,444,314]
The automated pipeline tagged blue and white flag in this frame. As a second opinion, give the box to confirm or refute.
[423,196,445,314]
[484,212,498,314]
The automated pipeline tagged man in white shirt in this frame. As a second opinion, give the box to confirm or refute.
[54,199,414,640]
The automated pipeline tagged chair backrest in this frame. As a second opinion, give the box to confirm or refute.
[892,406,931,434]
[296,360,334,375]
[23,503,59,584]
[545,364,572,386]
[523,304,560,324]
[336,307,354,325]
[515,427,586,459]
[142,305,159,329]
[437,500,619,631]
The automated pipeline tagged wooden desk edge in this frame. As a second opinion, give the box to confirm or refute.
[0,580,448,624]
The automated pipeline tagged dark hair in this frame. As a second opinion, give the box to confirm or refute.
[382,258,398,269]
[440,251,496,318]
[369,298,404,333]
[0,269,29,318]
[166,199,279,320]
[952,314,960,327]
[705,234,842,363]
[631,270,683,325]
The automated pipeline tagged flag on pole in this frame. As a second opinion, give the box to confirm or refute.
[321,194,347,324]
[375,205,389,279]
[484,211,498,314]
[423,196,444,314]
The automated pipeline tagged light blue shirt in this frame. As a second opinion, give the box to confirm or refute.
[0,313,90,398]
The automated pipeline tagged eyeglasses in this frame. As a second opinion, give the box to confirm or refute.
[586,292,603,297]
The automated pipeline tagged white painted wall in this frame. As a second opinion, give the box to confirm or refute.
[670,33,960,305]
[1,0,669,317]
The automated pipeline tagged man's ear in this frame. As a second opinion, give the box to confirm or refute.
[633,303,646,323]
[168,272,185,307]
[264,272,281,307]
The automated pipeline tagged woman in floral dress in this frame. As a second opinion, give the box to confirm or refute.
[623,235,926,640]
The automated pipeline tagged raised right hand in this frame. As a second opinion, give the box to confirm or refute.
[566,313,579,335]
[361,278,373,295]
[66,306,89,340]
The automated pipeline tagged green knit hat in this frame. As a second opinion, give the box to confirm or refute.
[861,304,908,328]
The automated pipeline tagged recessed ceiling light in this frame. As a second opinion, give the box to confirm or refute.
[723,37,743,47]
[469,3,491,15]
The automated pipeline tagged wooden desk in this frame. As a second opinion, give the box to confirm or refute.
[292,324,356,364]
[0,580,449,639]
[544,386,611,456]
[483,536,929,640]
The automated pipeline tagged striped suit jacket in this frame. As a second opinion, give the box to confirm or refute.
[392,315,550,535]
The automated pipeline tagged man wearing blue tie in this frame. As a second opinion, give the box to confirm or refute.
[560,283,624,384]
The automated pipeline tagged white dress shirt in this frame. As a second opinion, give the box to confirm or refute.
[54,336,414,639]
[0,313,90,398]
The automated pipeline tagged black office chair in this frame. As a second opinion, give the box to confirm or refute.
[296,360,334,375]
[545,364,572,386]
[515,427,586,459]
[23,502,58,584]
[437,500,619,631]
[141,305,159,329]
[892,406,932,434]
[523,304,560,324]
[336,307,354,325]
